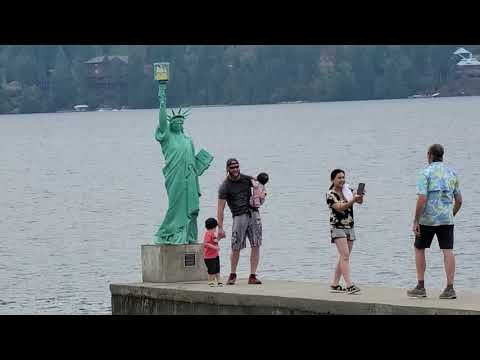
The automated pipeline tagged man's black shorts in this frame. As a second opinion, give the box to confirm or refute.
[204,256,220,275]
[415,225,454,250]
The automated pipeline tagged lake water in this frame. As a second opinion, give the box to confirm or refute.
[1,96,480,314]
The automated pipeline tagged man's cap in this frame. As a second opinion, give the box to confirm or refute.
[226,158,239,168]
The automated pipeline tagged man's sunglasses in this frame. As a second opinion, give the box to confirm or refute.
[228,165,239,169]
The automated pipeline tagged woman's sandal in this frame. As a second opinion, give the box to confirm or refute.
[329,284,346,293]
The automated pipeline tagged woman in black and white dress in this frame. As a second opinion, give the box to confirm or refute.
[326,169,364,294]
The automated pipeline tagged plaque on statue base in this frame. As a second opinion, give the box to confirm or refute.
[141,244,208,283]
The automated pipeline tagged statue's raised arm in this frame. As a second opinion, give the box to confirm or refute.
[155,82,169,143]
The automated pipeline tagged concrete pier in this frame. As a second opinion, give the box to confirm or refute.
[110,280,480,315]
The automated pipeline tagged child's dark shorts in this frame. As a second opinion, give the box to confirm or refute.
[204,256,220,275]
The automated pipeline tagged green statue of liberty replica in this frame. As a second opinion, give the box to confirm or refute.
[153,63,213,245]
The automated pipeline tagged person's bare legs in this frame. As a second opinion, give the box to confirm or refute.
[415,248,426,283]
[334,238,352,288]
[332,239,354,286]
[230,249,240,274]
[348,240,354,254]
[332,259,342,286]
[208,274,215,283]
[406,246,428,297]
[250,246,260,275]
[442,249,455,286]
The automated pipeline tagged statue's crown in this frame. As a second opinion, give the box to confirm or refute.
[167,107,191,122]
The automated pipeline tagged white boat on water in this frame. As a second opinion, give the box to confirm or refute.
[74,104,89,112]
[408,92,440,99]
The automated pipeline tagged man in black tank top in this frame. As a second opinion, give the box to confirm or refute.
[217,158,263,285]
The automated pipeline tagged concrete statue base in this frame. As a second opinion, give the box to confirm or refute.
[141,244,208,283]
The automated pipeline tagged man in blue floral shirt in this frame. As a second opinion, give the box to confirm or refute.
[407,144,463,299]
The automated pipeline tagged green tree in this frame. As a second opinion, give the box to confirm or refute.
[15,48,39,86]
[71,58,89,104]
[19,85,46,113]
[49,46,78,111]
[0,87,13,114]
[127,51,145,108]
[334,61,355,100]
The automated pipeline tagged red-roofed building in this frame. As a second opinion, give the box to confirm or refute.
[85,55,128,108]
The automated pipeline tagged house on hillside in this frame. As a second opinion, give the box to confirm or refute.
[2,81,23,96]
[85,55,128,108]
[439,48,480,96]
[85,55,128,79]
[453,48,480,79]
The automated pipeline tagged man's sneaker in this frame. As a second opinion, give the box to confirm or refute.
[329,284,347,293]
[217,281,224,287]
[248,274,262,284]
[407,286,427,298]
[439,287,457,299]
[226,273,237,285]
[208,281,216,287]
[346,284,361,294]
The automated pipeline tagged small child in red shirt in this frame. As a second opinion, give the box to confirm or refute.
[204,217,222,287]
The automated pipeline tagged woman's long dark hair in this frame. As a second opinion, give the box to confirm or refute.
[329,169,345,190]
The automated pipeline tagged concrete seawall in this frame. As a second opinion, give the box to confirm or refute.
[110,280,480,315]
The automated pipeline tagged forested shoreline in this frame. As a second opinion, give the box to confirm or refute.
[0,45,472,114]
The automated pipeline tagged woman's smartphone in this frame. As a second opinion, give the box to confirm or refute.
[357,183,365,195]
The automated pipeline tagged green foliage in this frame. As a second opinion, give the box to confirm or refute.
[0,87,13,113]
[49,46,78,110]
[19,85,47,113]
[0,45,468,114]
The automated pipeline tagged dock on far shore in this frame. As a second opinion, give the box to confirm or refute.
[110,280,480,315]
